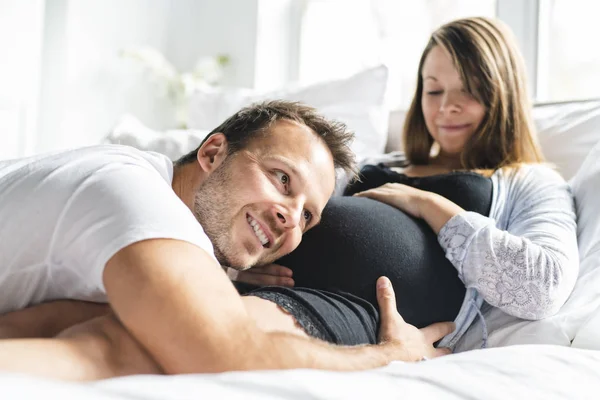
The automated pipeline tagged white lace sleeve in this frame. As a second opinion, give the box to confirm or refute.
[437,167,579,320]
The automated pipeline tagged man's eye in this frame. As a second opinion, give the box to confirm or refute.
[303,209,312,222]
[275,171,289,185]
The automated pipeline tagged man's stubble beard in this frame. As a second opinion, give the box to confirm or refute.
[192,158,289,271]
[192,160,240,268]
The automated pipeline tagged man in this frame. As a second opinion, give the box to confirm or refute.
[0,100,450,377]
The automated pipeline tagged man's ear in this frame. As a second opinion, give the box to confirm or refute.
[196,133,229,173]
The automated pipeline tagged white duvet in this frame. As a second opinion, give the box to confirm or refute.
[2,344,600,399]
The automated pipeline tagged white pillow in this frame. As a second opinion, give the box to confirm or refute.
[105,114,209,160]
[569,139,600,273]
[188,65,390,161]
[455,139,600,352]
[535,99,600,180]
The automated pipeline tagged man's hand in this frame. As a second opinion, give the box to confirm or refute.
[104,239,453,375]
[376,276,454,361]
[227,264,295,287]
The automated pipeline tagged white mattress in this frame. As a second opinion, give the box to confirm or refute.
[3,344,600,399]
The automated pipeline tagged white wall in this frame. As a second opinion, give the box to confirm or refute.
[0,0,267,158]
[254,0,302,91]
[37,0,174,152]
[0,0,44,159]
[35,0,267,154]
[165,0,259,88]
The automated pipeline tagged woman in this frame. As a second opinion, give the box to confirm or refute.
[237,17,579,349]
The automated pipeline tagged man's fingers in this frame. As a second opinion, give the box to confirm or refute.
[420,322,456,343]
[376,276,403,322]
[243,264,293,277]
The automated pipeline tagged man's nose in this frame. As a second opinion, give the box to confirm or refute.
[273,201,303,230]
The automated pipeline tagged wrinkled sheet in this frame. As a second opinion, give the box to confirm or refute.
[3,345,600,399]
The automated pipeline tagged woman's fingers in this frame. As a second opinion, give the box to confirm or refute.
[434,347,453,357]
[419,322,456,343]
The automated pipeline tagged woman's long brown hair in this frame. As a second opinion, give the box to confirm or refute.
[403,17,544,170]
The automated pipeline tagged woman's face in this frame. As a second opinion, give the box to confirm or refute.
[421,45,486,159]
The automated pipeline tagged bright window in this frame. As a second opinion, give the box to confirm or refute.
[299,0,496,108]
[537,0,600,102]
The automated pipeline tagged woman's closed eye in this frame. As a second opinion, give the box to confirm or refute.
[426,90,443,96]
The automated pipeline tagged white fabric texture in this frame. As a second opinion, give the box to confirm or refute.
[535,99,600,180]
[2,345,600,399]
[564,140,600,349]
[0,145,215,314]
[188,65,390,161]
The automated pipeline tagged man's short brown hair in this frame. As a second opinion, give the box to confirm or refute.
[176,100,357,176]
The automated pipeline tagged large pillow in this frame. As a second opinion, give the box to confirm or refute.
[455,140,600,352]
[105,114,209,160]
[188,65,390,161]
[535,99,600,180]
[569,139,600,274]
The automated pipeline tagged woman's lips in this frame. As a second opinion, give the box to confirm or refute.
[439,123,471,130]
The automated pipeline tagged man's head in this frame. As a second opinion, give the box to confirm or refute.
[174,100,356,270]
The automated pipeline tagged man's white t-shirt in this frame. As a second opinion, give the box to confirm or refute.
[0,145,215,314]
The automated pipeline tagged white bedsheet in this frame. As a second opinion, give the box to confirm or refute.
[3,345,600,399]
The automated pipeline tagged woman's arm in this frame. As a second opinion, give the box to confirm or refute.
[354,182,463,234]
[355,165,579,320]
[0,301,110,339]
[436,166,579,320]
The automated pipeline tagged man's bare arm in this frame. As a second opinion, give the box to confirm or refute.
[104,239,453,374]
[0,301,109,339]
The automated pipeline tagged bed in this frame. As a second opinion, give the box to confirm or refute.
[10,68,599,399]
[3,345,600,399]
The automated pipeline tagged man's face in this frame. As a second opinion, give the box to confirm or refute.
[193,120,336,270]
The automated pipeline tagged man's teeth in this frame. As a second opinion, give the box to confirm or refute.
[247,216,269,246]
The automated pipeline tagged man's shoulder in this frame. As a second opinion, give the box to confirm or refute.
[0,145,175,205]
[41,145,173,184]
[87,144,174,182]
[72,144,172,170]
[3,145,171,172]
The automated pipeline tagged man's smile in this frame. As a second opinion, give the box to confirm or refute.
[247,213,272,248]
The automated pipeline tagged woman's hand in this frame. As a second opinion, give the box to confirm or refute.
[354,183,429,218]
[354,183,464,234]
[227,264,295,287]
